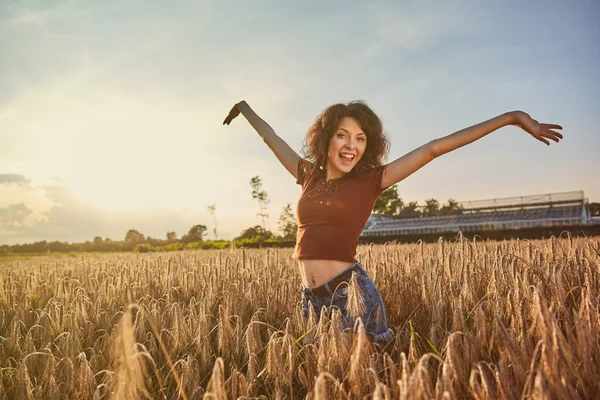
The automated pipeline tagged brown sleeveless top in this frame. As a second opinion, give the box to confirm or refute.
[293,158,386,262]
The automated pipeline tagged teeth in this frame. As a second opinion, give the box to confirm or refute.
[341,154,355,159]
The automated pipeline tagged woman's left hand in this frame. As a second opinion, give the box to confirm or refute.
[512,111,563,146]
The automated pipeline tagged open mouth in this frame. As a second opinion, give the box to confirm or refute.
[339,153,355,165]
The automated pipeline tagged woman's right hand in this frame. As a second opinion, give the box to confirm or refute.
[223,101,246,125]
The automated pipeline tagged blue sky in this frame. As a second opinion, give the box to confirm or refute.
[1,0,599,244]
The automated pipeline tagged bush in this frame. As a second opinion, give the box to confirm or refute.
[163,242,186,252]
[134,243,155,253]
[205,240,232,250]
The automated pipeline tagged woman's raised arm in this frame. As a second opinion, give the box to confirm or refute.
[379,111,563,189]
[223,101,301,179]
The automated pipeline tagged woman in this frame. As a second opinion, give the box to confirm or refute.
[223,100,563,343]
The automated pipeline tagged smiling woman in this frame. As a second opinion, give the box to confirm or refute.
[222,99,563,346]
[328,119,366,174]
[304,102,389,180]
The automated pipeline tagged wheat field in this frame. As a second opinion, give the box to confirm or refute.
[0,234,599,399]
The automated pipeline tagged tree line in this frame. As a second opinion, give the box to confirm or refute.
[2,176,598,256]
[373,184,464,217]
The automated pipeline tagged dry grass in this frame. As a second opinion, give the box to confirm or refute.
[0,233,599,399]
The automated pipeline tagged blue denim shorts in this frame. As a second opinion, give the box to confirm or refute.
[300,262,394,342]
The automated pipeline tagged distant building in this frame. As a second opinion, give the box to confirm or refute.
[362,190,597,238]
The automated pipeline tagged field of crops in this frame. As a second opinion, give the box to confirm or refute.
[1,234,599,399]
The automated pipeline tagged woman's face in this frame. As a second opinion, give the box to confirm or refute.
[326,116,367,179]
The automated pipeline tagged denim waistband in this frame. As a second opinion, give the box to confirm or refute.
[300,262,365,296]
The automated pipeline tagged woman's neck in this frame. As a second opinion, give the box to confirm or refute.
[326,170,345,182]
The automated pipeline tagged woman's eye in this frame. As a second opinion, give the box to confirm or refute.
[337,133,345,138]
[358,137,365,142]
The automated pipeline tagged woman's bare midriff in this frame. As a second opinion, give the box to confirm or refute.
[298,259,355,288]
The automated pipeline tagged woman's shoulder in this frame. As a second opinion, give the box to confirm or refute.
[354,163,384,179]
[297,158,323,186]
[352,164,386,195]
[300,158,329,178]
[299,158,315,173]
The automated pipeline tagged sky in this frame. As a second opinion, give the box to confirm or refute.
[1,0,599,245]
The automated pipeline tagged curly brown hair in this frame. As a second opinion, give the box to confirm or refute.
[302,100,390,176]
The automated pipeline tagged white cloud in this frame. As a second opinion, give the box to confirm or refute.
[0,173,260,244]
[0,179,53,228]
[0,174,29,184]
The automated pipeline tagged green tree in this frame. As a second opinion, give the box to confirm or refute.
[236,225,273,240]
[423,198,440,217]
[166,231,178,242]
[398,201,421,218]
[125,229,145,243]
[374,184,404,215]
[181,224,207,243]
[93,236,103,244]
[439,198,463,216]
[278,203,298,240]
[207,204,218,239]
[250,176,270,230]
